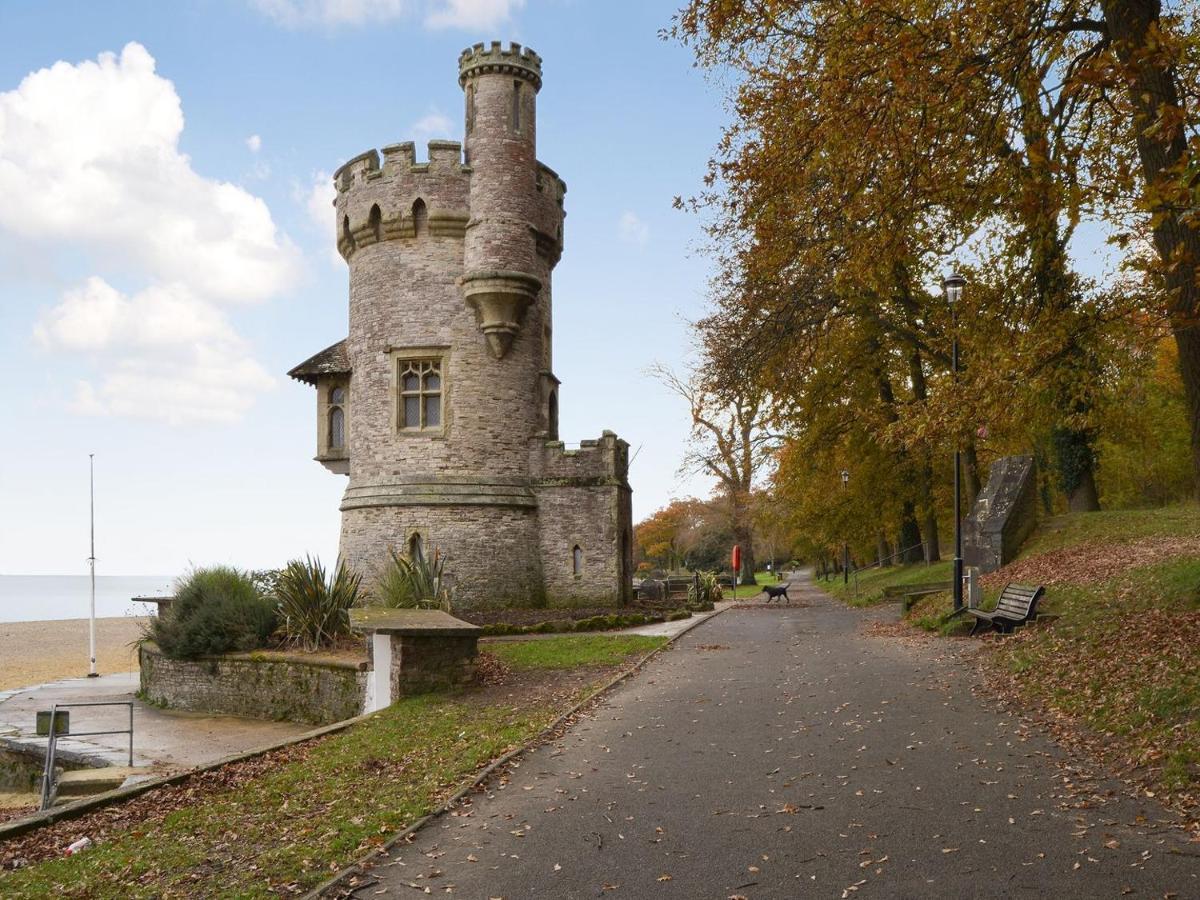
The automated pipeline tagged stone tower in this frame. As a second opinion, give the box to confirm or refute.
[289,43,634,609]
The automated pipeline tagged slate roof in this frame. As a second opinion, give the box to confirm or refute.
[288,339,350,386]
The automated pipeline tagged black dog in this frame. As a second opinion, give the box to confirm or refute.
[762,583,791,603]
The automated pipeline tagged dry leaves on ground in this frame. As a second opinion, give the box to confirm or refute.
[980,536,1200,589]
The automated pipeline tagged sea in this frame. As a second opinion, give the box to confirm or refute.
[0,575,176,623]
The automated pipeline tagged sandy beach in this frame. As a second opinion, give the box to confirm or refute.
[0,617,146,692]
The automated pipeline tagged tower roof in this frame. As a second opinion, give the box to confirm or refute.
[459,41,542,89]
[288,338,350,386]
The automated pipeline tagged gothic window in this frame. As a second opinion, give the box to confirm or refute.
[412,198,427,236]
[368,204,381,242]
[328,386,346,451]
[398,359,442,430]
[572,545,583,577]
[548,390,558,440]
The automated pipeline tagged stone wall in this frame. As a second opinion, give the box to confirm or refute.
[139,644,368,726]
[964,454,1039,574]
[390,635,478,696]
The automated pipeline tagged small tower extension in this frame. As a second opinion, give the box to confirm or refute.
[288,43,633,609]
[459,42,543,359]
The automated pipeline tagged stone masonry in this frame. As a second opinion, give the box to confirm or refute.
[289,42,633,609]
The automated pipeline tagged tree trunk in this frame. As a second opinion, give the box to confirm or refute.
[877,531,892,568]
[1103,0,1200,498]
[898,502,923,563]
[964,439,982,506]
[1068,466,1101,513]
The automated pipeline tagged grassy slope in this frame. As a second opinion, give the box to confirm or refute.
[1,635,667,898]
[821,504,1200,812]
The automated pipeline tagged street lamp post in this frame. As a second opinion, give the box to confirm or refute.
[840,469,850,585]
[943,271,966,613]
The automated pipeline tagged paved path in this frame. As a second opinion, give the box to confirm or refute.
[355,574,1197,899]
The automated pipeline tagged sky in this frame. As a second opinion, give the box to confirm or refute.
[0,0,729,576]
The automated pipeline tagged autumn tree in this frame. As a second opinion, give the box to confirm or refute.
[652,364,777,583]
[673,0,1200,499]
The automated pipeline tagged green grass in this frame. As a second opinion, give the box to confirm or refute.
[487,634,667,670]
[818,559,953,607]
[1,635,666,898]
[1020,503,1200,556]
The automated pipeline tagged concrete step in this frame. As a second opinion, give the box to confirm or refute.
[53,766,153,803]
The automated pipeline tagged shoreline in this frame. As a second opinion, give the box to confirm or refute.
[0,617,147,693]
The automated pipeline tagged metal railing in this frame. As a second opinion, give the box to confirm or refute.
[39,700,134,810]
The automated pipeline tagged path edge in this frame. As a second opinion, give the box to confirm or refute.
[303,601,734,899]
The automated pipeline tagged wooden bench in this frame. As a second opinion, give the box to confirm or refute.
[968,583,1045,636]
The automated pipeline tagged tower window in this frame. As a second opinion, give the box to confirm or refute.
[398,359,442,431]
[548,390,558,440]
[572,545,583,577]
[368,204,381,242]
[511,80,521,132]
[412,198,427,236]
[409,532,425,564]
[328,385,346,451]
[466,84,475,135]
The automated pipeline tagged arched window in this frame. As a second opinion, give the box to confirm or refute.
[412,198,427,236]
[341,214,354,250]
[368,204,382,242]
[572,545,583,576]
[328,385,346,451]
[511,80,522,132]
[465,84,476,135]
[547,390,558,440]
[409,532,425,564]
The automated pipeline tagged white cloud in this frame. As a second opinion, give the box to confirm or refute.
[618,211,650,246]
[425,0,524,29]
[246,133,262,153]
[250,0,522,29]
[37,278,275,426]
[412,108,453,139]
[299,170,343,268]
[0,42,298,303]
[0,43,297,424]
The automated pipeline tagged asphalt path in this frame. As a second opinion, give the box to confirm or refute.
[353,573,1198,899]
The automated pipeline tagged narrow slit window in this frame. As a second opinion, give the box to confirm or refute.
[511,80,521,132]
[409,532,424,564]
[572,545,582,576]
[398,359,442,430]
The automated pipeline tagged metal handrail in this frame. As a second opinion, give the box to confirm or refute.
[39,700,134,810]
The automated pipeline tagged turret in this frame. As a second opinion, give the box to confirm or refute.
[459,41,544,359]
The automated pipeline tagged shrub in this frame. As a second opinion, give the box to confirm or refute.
[373,547,453,611]
[275,556,362,651]
[688,571,724,608]
[150,566,278,660]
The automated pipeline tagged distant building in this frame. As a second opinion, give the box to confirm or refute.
[290,42,633,608]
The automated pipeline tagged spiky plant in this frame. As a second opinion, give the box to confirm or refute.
[687,570,724,608]
[373,546,453,612]
[275,556,362,651]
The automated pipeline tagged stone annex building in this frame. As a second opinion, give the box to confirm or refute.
[290,42,634,608]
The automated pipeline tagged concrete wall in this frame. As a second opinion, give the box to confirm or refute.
[139,645,368,726]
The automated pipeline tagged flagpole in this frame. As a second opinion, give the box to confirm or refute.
[88,453,98,678]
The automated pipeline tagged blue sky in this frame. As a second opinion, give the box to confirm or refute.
[0,0,726,576]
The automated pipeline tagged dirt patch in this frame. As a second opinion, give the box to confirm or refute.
[981,535,1200,589]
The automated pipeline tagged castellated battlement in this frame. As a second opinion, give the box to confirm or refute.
[332,139,566,262]
[459,41,542,89]
[534,431,630,486]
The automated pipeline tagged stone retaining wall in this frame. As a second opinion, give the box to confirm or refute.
[139,644,368,726]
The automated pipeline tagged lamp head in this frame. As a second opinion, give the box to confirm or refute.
[840,469,850,485]
[942,271,966,304]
